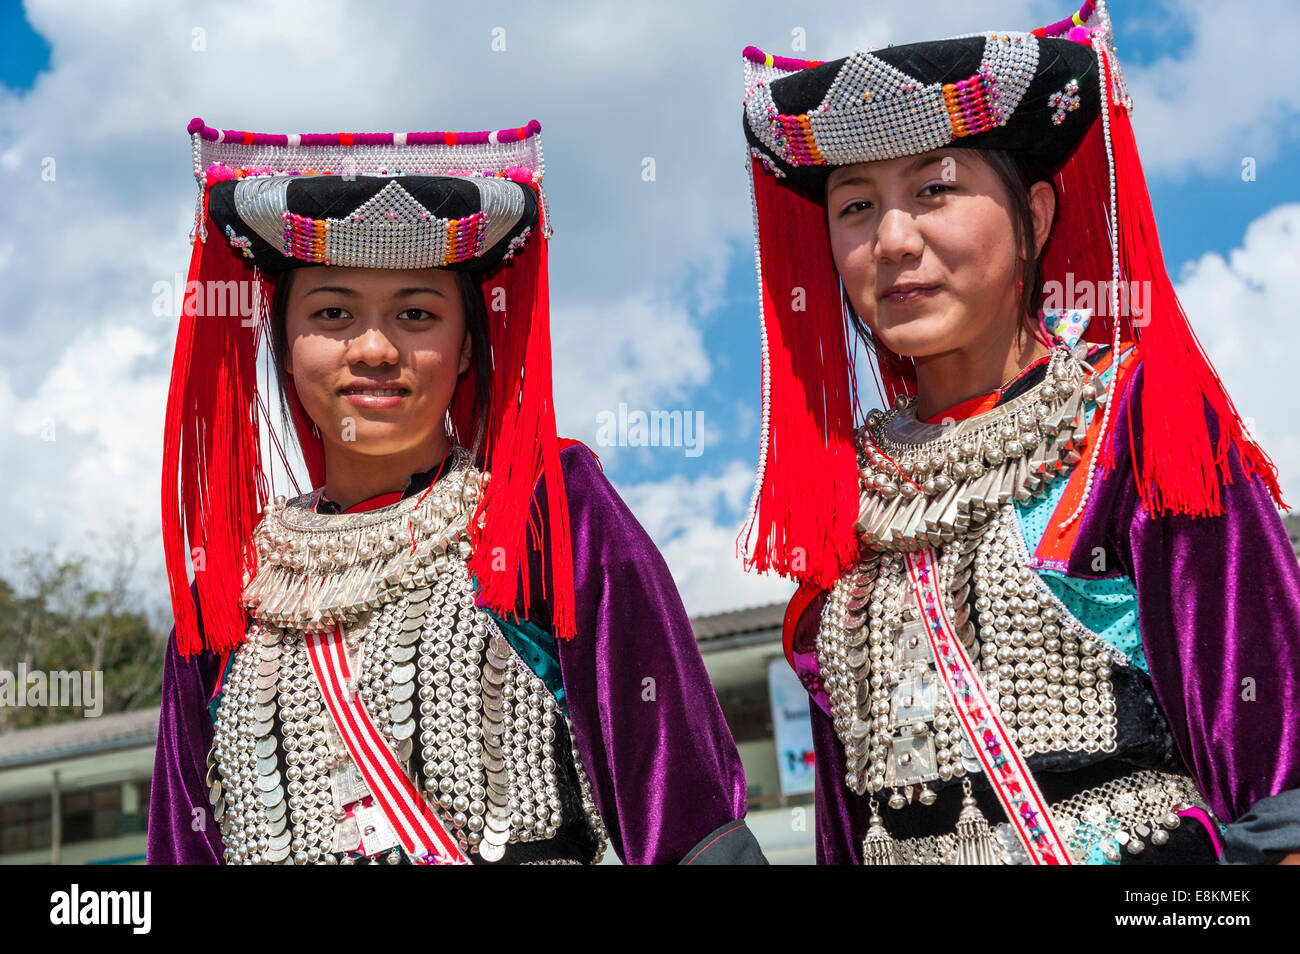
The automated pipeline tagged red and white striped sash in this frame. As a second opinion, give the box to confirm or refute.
[305,626,469,865]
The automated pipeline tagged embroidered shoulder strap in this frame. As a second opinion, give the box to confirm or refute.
[1033,343,1142,566]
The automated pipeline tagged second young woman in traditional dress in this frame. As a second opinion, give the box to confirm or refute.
[737,0,1300,864]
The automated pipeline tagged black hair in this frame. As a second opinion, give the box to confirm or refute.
[268,268,492,461]
[981,148,1056,329]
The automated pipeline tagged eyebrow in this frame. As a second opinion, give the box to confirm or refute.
[829,154,952,190]
[302,285,446,299]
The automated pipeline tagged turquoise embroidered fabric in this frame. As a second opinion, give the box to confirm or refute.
[471,577,568,715]
[208,650,236,724]
[1013,346,1149,675]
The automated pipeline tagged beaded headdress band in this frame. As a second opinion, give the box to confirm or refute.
[164,118,578,658]
[187,117,547,272]
[209,174,534,272]
[735,0,1284,592]
[742,30,1099,191]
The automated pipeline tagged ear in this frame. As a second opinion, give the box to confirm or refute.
[1027,180,1057,259]
[458,328,472,376]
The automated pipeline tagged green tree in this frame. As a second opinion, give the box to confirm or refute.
[0,523,164,731]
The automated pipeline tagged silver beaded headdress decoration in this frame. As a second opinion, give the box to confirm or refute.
[228,174,528,270]
[185,117,551,256]
[744,31,1040,172]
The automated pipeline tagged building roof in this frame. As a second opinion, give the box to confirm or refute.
[691,601,786,642]
[0,707,158,769]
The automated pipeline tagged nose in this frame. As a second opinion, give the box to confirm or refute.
[347,322,400,367]
[874,205,924,266]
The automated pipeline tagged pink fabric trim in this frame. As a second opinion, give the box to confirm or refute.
[187,117,541,146]
[741,46,823,71]
[1177,806,1224,858]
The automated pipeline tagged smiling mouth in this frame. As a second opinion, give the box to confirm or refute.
[880,285,939,302]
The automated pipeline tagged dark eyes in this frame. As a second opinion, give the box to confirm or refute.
[837,183,955,217]
[311,308,436,322]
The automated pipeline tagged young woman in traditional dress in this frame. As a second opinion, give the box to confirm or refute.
[148,117,765,865]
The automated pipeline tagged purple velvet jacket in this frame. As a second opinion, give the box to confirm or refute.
[805,361,1300,864]
[147,443,752,865]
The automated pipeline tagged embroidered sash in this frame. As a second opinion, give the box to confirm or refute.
[903,548,1073,865]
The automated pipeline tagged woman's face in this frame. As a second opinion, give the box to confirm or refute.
[826,148,1051,359]
[282,266,471,458]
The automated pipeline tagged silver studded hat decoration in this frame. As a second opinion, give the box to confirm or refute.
[206,171,537,274]
[742,29,1100,193]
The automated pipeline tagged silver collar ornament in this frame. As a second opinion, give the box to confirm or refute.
[854,341,1104,552]
[212,445,609,864]
[813,343,1163,864]
[241,444,484,632]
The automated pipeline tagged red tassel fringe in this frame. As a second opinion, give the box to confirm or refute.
[463,219,576,640]
[742,165,861,588]
[1098,48,1284,516]
[161,192,269,656]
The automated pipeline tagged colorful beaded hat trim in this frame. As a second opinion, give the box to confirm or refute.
[186,116,550,265]
[744,32,1039,172]
[216,173,530,271]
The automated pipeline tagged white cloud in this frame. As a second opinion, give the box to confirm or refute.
[0,321,169,593]
[2,0,1298,622]
[551,292,710,463]
[614,458,795,617]
[1120,0,1300,177]
[1175,202,1300,506]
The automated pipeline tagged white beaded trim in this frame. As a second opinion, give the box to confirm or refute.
[739,150,773,566]
[1056,40,1123,532]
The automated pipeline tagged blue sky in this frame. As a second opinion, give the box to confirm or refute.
[0,3,49,93]
[1,0,1297,621]
[1110,2,1296,272]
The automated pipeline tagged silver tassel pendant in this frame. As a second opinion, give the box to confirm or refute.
[862,800,899,865]
[953,780,1001,865]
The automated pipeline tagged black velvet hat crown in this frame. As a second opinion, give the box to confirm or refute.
[207,172,538,275]
[743,32,1100,193]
